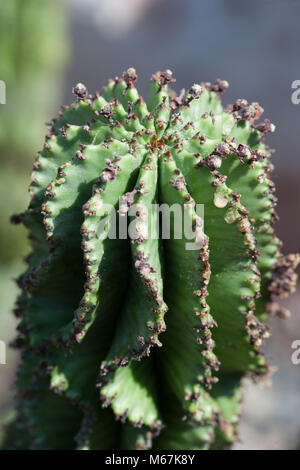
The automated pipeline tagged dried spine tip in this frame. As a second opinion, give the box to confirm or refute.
[123,67,138,87]
[73,83,88,100]
[151,69,176,85]
[189,84,203,98]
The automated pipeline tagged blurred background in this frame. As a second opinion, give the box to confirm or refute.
[0,0,299,449]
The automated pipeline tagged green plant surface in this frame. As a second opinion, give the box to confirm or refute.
[4,69,299,450]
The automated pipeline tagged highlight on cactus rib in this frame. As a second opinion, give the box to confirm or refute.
[5,68,299,450]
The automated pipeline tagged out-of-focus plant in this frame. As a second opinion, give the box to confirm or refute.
[0,0,69,446]
[0,0,69,160]
[0,0,69,262]
[72,0,157,38]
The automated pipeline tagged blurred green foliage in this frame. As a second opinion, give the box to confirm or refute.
[0,0,69,443]
[0,0,69,263]
[0,262,22,446]
[0,0,69,160]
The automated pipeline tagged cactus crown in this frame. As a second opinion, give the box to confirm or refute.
[6,68,299,450]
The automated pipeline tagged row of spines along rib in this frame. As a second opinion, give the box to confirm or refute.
[7,69,297,450]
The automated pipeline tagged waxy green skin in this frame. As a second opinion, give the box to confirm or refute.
[5,69,298,450]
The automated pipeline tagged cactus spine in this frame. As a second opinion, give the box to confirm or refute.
[6,69,299,450]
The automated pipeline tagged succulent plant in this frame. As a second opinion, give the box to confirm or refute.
[6,68,299,450]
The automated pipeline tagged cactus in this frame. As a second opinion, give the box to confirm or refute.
[5,69,299,450]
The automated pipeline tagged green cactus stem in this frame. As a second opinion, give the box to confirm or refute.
[6,68,299,450]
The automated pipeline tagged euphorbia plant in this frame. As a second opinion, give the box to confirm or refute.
[5,69,299,450]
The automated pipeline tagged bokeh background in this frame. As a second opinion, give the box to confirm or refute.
[0,0,299,449]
